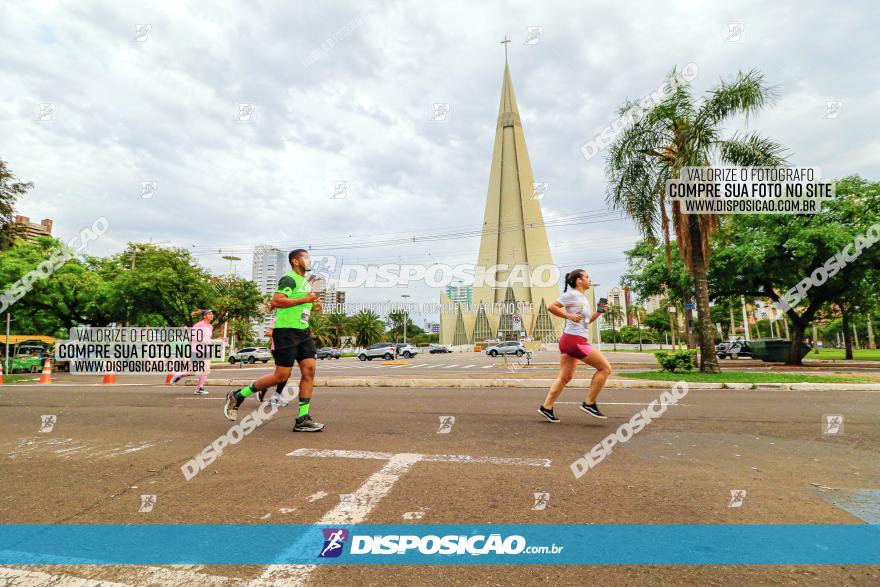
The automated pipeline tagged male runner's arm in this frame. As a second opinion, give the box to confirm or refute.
[271,291,316,309]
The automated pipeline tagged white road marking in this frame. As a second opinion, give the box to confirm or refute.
[0,565,233,586]
[442,364,460,368]
[0,383,152,387]
[8,438,157,460]
[481,365,494,369]
[255,447,552,585]
[556,401,692,406]
[307,491,328,502]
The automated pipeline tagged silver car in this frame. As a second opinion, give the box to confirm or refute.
[358,342,397,361]
[229,347,271,364]
[485,341,527,357]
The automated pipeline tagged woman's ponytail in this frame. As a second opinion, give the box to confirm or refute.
[564,269,585,292]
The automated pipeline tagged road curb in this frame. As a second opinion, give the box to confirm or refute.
[181,377,880,392]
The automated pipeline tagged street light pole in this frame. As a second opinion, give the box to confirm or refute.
[401,294,410,345]
[5,313,12,375]
[221,255,241,360]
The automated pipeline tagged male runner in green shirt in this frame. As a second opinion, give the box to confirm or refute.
[224,249,324,431]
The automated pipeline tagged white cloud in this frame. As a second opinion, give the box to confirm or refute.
[2,0,877,319]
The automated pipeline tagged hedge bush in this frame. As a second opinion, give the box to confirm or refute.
[654,349,698,372]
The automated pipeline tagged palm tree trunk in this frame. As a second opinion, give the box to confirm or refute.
[687,216,720,373]
[660,191,672,266]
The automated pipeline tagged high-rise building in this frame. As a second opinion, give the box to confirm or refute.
[604,286,628,329]
[252,246,288,336]
[318,281,346,311]
[642,294,665,314]
[439,59,597,345]
[252,246,288,295]
[14,216,53,241]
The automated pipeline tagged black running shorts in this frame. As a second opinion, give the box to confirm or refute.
[272,328,317,367]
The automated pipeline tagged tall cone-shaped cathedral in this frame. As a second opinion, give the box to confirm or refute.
[439,61,598,346]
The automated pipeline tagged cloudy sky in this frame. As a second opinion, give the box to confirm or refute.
[3,0,878,323]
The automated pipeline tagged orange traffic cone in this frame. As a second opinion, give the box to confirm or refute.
[165,373,174,385]
[0,361,4,385]
[38,358,52,384]
[101,372,117,385]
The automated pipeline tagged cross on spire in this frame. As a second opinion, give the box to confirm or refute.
[501,35,511,63]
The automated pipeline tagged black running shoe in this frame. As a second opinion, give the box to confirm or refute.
[293,414,324,432]
[537,405,560,423]
[580,402,607,419]
[224,390,243,421]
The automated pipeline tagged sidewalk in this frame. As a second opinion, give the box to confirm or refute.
[191,376,880,392]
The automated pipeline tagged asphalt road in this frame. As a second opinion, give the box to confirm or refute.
[1,380,879,585]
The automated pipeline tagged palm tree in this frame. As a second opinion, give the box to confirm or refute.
[326,310,352,346]
[629,304,646,351]
[351,310,385,347]
[309,313,333,347]
[607,68,786,372]
[605,303,623,351]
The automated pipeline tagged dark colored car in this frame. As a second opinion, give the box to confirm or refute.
[715,339,755,359]
[429,344,452,354]
[317,347,341,359]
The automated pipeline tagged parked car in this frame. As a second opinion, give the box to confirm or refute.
[715,338,755,359]
[229,347,271,364]
[485,341,527,357]
[358,342,396,361]
[317,347,342,359]
[395,343,419,358]
[429,344,453,354]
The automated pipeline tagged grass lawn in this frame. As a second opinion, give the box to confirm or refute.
[1,374,38,383]
[805,348,880,361]
[619,371,873,384]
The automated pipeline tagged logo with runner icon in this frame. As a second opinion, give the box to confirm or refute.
[318,528,349,558]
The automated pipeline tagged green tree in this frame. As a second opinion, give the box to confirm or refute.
[607,68,786,372]
[94,244,216,326]
[351,310,384,347]
[325,310,352,346]
[209,275,265,329]
[0,160,32,250]
[308,313,333,347]
[0,237,107,335]
[604,303,624,351]
[709,176,880,364]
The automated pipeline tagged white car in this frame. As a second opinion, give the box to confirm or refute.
[229,347,271,364]
[485,341,527,357]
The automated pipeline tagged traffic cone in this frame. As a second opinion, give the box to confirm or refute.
[38,358,52,384]
[0,362,4,385]
[101,372,117,385]
[165,373,174,385]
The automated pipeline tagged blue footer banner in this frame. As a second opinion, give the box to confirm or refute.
[1,525,878,565]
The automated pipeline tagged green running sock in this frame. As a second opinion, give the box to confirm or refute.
[238,383,257,398]
[298,398,311,418]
